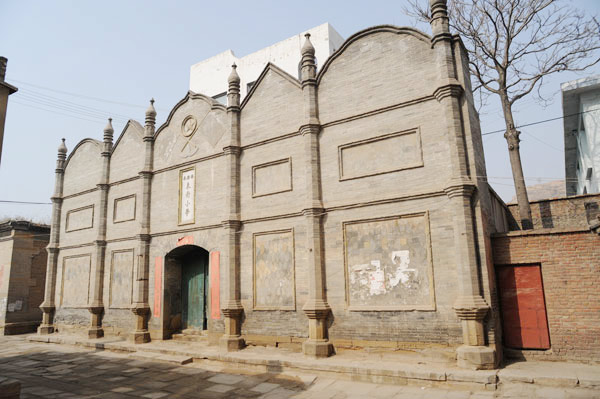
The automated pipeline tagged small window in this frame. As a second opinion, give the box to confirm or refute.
[212,92,227,105]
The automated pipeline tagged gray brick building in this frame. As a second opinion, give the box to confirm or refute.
[0,220,49,335]
[38,0,506,370]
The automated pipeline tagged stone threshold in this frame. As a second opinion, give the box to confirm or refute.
[27,334,600,393]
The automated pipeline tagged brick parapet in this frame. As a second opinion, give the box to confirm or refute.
[506,193,600,231]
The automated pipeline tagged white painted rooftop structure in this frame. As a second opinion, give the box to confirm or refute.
[189,23,344,104]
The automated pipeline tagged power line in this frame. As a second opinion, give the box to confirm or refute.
[17,87,132,120]
[16,93,129,123]
[0,200,52,205]
[11,78,168,112]
[521,131,562,152]
[11,100,108,124]
[482,107,600,135]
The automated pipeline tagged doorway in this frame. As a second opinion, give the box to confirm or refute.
[496,264,550,349]
[164,245,208,334]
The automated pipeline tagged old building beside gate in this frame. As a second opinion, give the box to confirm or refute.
[38,1,508,370]
[0,220,49,335]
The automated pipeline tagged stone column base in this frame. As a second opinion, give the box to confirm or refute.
[221,305,245,352]
[302,303,333,358]
[130,331,150,344]
[302,339,333,358]
[456,345,497,370]
[37,325,54,335]
[220,335,245,352]
[88,326,104,339]
[130,305,151,344]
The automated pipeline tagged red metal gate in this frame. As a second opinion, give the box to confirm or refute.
[497,264,550,349]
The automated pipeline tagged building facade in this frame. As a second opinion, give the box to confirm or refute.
[39,1,505,370]
[0,56,18,167]
[189,23,344,103]
[562,75,600,195]
[0,220,49,335]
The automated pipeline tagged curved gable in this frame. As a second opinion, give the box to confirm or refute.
[317,25,436,123]
[153,92,228,171]
[110,120,144,183]
[63,139,102,196]
[240,63,303,146]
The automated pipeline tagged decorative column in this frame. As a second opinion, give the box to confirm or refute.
[38,138,67,334]
[220,64,245,351]
[87,119,113,338]
[430,0,495,369]
[299,34,333,358]
[130,100,155,343]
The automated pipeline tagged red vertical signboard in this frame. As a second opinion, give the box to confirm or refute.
[210,251,220,319]
[153,257,163,318]
[497,264,550,349]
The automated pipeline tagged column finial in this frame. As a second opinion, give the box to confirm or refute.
[145,98,156,124]
[57,138,67,159]
[301,33,315,57]
[429,0,451,43]
[301,33,317,83]
[228,63,240,85]
[228,63,240,108]
[103,118,114,142]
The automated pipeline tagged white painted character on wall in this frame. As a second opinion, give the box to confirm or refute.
[368,260,386,295]
[389,250,417,288]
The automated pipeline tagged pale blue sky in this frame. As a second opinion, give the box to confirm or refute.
[1,0,599,222]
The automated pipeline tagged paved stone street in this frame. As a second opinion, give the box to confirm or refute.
[1,336,599,398]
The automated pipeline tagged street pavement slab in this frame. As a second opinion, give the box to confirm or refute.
[0,335,598,398]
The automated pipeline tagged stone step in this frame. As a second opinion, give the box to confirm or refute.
[172,333,208,343]
[128,351,192,365]
[181,329,207,336]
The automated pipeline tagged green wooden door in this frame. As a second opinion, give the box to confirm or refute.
[181,253,207,329]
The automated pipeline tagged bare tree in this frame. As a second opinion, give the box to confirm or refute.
[407,0,600,229]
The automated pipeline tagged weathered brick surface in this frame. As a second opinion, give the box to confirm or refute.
[492,226,600,362]
[0,221,49,334]
[507,193,600,230]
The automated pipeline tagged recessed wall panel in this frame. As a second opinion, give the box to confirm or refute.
[113,195,136,223]
[109,249,135,308]
[343,213,435,310]
[339,129,423,181]
[61,254,91,308]
[65,205,94,232]
[252,158,292,197]
[253,229,295,310]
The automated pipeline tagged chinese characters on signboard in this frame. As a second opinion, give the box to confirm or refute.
[179,168,195,224]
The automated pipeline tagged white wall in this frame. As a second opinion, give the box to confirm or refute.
[189,23,345,102]
[578,91,600,194]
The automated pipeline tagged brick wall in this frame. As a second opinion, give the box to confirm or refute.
[492,224,600,362]
[507,193,600,230]
[0,221,49,334]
